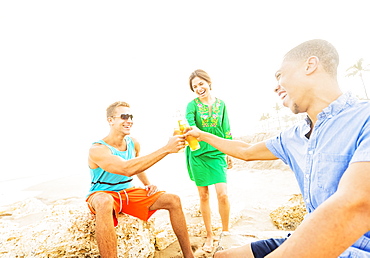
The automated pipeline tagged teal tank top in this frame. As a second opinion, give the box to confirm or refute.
[88,137,135,195]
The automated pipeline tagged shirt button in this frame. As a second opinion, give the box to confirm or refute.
[308,150,313,154]
[305,174,309,179]
[306,198,309,203]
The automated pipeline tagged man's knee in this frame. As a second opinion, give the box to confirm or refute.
[166,193,182,208]
[155,193,182,210]
[91,193,114,213]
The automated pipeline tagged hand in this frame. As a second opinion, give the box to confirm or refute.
[144,184,159,196]
[184,126,202,140]
[166,135,186,153]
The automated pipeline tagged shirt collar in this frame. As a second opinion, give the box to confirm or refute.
[300,116,312,138]
[318,92,358,120]
[301,92,358,138]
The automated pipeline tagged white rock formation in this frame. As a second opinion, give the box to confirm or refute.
[0,198,156,258]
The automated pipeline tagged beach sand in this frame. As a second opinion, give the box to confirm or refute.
[0,154,300,257]
[153,164,300,257]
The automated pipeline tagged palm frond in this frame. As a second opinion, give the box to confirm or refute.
[346,70,358,77]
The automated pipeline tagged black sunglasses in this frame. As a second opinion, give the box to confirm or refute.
[112,114,134,120]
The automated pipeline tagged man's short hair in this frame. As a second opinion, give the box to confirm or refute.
[284,39,339,76]
[106,101,130,118]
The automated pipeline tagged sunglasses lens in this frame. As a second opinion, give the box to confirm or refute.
[121,114,133,120]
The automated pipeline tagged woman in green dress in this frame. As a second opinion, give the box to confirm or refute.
[185,69,233,253]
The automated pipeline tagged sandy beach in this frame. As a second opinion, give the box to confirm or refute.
[153,156,300,257]
[0,151,300,257]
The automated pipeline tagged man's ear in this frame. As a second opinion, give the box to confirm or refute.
[305,56,319,75]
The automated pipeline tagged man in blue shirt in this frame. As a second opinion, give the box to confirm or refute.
[186,39,370,257]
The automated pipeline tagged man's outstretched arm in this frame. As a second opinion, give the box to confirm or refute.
[267,161,370,258]
[89,135,185,177]
[185,126,277,161]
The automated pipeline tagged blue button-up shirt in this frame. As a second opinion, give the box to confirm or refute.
[266,92,370,257]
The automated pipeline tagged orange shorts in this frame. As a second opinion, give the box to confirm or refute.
[86,187,165,227]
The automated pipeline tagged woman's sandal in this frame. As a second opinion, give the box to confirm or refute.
[212,231,228,257]
[202,243,213,253]
[212,245,224,257]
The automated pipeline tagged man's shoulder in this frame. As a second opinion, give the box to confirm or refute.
[89,142,110,153]
[342,100,370,123]
[91,140,106,147]
[355,100,370,111]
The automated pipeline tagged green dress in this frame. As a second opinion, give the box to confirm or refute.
[185,98,232,186]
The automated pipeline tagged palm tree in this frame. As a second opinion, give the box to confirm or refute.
[259,113,271,131]
[273,103,283,130]
[346,58,370,99]
[259,113,268,131]
[264,113,271,131]
[282,114,292,128]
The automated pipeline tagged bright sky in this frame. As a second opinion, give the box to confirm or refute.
[1,1,369,180]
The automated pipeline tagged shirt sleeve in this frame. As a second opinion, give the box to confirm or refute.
[221,101,232,139]
[185,100,197,126]
[350,117,370,163]
[265,132,289,165]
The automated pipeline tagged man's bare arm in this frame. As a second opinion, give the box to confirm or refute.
[89,135,185,177]
[267,162,370,258]
[186,126,277,161]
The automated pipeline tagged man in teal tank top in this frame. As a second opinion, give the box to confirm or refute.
[86,101,195,258]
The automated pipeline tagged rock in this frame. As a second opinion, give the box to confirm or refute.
[0,198,156,258]
[270,194,307,230]
[154,228,177,251]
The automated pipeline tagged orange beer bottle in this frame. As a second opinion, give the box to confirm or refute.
[173,127,185,153]
[178,120,200,151]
